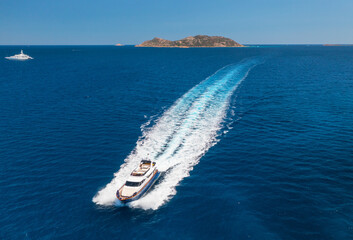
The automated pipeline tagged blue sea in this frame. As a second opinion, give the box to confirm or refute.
[0,45,353,240]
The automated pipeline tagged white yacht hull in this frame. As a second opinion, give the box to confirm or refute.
[116,169,160,203]
[5,57,33,60]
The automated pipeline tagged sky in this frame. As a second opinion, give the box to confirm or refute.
[1,0,353,45]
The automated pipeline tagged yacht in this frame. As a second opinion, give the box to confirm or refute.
[5,50,33,60]
[116,160,160,203]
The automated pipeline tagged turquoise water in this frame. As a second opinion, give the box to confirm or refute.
[0,46,352,239]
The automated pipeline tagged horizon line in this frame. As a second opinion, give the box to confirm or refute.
[1,43,353,46]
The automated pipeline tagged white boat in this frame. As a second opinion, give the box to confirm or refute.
[5,50,33,60]
[116,160,160,203]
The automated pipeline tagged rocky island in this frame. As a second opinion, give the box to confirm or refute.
[135,35,244,48]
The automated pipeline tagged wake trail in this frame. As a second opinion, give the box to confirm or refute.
[93,58,261,210]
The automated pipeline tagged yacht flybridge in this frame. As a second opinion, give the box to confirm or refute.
[5,50,33,60]
[116,160,160,203]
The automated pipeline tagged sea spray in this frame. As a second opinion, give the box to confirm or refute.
[93,58,260,210]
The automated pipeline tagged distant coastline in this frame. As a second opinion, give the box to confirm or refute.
[323,44,353,46]
[135,35,244,48]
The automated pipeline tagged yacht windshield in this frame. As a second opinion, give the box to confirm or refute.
[125,180,144,187]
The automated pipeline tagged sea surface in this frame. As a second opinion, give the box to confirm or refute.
[0,45,352,240]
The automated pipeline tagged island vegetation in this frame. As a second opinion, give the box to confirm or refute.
[135,35,244,48]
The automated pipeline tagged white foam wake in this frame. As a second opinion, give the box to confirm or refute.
[93,59,259,210]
